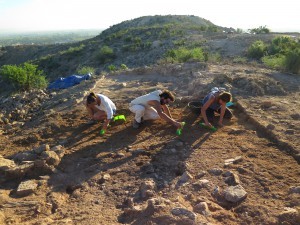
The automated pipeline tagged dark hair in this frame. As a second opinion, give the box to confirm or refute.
[218,92,232,103]
[159,90,175,102]
[87,92,97,104]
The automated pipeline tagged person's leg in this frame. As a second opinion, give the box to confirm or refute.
[206,107,215,123]
[143,107,160,121]
[93,110,107,121]
[129,105,145,123]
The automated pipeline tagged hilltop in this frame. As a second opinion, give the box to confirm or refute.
[0,15,299,225]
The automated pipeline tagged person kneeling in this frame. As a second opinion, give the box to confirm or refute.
[129,90,182,130]
[201,88,233,128]
[84,92,116,133]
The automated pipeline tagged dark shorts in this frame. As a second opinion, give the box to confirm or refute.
[206,107,232,122]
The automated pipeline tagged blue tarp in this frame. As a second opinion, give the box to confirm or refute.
[48,73,92,90]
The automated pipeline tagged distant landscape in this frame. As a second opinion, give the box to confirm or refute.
[0,29,102,46]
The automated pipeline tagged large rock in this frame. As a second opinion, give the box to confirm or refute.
[0,155,17,171]
[16,180,38,197]
[224,185,247,203]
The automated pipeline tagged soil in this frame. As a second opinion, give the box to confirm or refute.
[0,62,299,225]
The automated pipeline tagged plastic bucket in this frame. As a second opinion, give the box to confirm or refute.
[188,101,202,114]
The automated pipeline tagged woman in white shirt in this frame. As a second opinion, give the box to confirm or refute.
[85,92,116,132]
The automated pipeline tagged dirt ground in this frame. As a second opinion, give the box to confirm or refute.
[0,62,299,225]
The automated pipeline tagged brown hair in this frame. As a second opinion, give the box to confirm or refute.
[159,90,175,102]
[218,92,232,103]
[87,92,97,104]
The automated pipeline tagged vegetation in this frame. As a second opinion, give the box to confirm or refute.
[164,47,206,63]
[76,66,95,75]
[247,40,268,59]
[0,63,48,91]
[97,46,116,64]
[248,26,270,34]
[247,36,300,74]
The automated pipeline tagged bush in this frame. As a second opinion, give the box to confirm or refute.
[165,47,206,63]
[108,64,116,72]
[262,54,285,69]
[120,64,128,70]
[285,48,300,74]
[247,40,268,59]
[0,63,47,91]
[248,26,270,34]
[97,46,116,64]
[76,66,95,75]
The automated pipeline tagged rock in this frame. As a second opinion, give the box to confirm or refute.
[171,207,196,221]
[290,113,300,120]
[278,207,300,225]
[139,180,156,199]
[224,156,243,166]
[13,151,38,162]
[224,173,240,186]
[175,141,184,147]
[229,128,245,135]
[289,186,300,194]
[33,144,50,154]
[261,101,272,108]
[285,129,295,135]
[0,155,17,171]
[41,151,60,166]
[16,180,38,197]
[208,168,223,176]
[224,185,247,203]
[266,124,275,130]
[193,179,210,189]
[194,202,210,215]
[195,171,206,179]
[178,171,193,184]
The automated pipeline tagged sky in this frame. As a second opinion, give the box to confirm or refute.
[0,0,299,33]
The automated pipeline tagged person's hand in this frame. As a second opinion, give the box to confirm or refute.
[205,122,212,128]
[174,121,182,129]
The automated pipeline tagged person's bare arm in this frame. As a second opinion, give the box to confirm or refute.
[218,104,226,126]
[148,100,181,128]
[161,104,172,118]
[201,97,214,127]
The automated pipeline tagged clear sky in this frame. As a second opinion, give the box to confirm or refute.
[0,0,299,33]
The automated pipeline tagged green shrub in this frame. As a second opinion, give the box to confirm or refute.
[76,66,95,75]
[120,64,128,70]
[97,46,116,64]
[269,36,298,55]
[247,40,268,59]
[165,47,206,63]
[285,48,300,74]
[262,54,285,69]
[248,26,270,34]
[0,63,47,91]
[108,64,116,72]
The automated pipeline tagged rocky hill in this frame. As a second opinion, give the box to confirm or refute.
[1,15,238,82]
[0,15,299,225]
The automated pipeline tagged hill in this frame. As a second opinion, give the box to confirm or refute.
[0,15,232,82]
[0,15,299,225]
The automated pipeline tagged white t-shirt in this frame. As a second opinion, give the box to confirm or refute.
[95,94,116,119]
[130,90,162,108]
